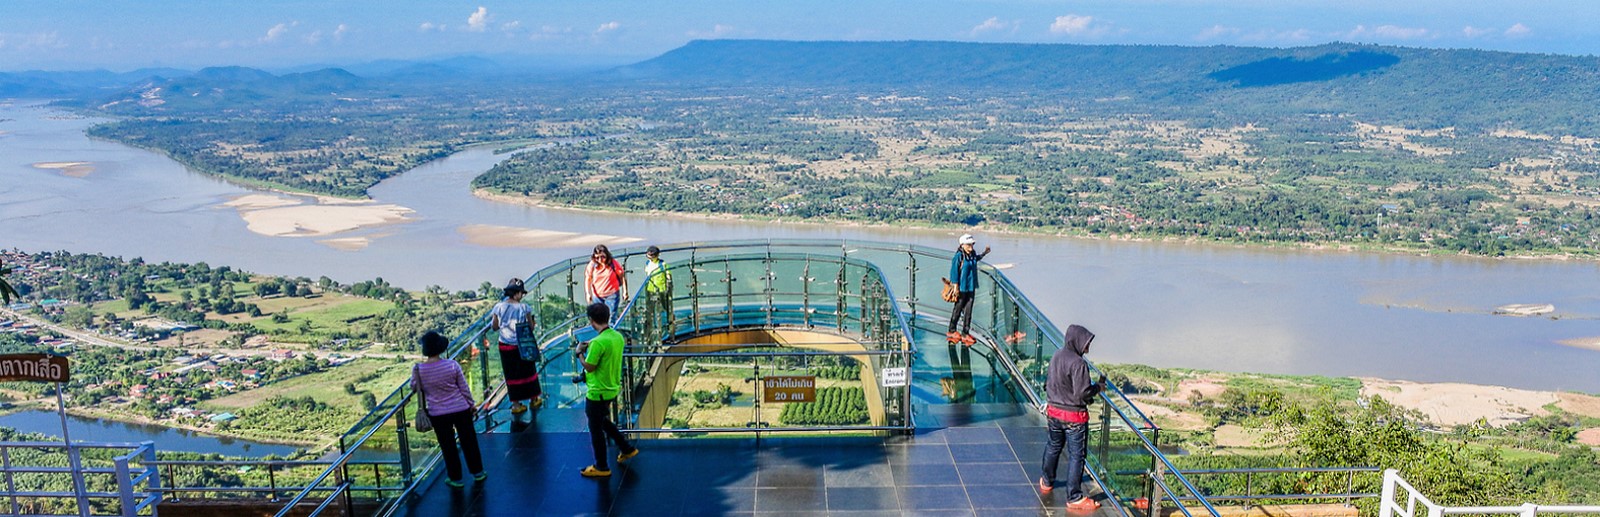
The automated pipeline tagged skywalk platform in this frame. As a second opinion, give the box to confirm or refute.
[397,405,1113,516]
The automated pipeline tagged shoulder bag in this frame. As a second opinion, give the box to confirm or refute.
[941,277,959,303]
[412,365,433,432]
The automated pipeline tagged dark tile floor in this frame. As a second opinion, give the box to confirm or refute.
[396,406,1115,517]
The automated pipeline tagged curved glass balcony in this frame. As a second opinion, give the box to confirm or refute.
[266,239,1219,517]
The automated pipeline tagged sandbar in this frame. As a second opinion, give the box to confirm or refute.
[223,194,302,210]
[1579,428,1600,446]
[1557,336,1600,352]
[222,193,414,238]
[318,236,374,251]
[1357,378,1600,427]
[458,224,641,249]
[32,161,95,178]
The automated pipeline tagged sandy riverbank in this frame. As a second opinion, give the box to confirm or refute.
[31,161,95,178]
[1360,378,1600,427]
[221,193,413,239]
[457,223,641,249]
[1557,336,1600,352]
[471,189,1594,261]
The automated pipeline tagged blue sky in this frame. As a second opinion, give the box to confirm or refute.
[2,1,1594,71]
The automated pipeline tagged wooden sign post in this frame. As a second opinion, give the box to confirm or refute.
[0,354,83,517]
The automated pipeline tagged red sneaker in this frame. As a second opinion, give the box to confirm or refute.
[960,334,976,346]
[1067,496,1101,511]
[1038,478,1053,494]
[946,331,960,344]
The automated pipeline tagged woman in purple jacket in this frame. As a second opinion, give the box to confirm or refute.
[412,331,486,488]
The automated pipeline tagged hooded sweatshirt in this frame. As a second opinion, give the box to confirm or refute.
[1046,324,1098,417]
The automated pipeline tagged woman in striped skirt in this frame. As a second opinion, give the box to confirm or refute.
[491,279,542,413]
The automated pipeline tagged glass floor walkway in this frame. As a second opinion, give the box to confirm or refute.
[395,322,1114,516]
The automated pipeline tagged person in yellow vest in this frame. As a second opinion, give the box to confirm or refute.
[641,246,673,341]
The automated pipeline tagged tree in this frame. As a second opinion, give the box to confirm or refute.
[1271,397,1513,507]
[0,257,19,304]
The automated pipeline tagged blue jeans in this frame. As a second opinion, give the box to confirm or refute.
[597,292,620,321]
[1042,418,1089,501]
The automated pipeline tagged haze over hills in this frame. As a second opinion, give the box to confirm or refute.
[615,40,1600,136]
[22,40,1599,138]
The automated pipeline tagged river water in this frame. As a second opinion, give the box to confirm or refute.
[0,410,301,457]
[2,100,1598,395]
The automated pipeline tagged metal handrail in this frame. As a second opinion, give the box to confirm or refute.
[609,248,916,434]
[1150,473,1198,517]
[280,238,1205,517]
[1095,385,1222,516]
[272,391,411,517]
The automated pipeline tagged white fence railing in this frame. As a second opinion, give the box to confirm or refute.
[1380,469,1600,517]
[0,440,161,517]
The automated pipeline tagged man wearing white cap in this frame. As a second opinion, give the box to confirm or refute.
[946,234,990,345]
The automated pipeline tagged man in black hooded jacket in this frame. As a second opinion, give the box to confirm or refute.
[1040,324,1102,510]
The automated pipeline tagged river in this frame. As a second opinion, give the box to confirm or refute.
[2,100,1598,397]
[0,409,301,457]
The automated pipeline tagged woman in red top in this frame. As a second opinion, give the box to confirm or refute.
[585,245,627,322]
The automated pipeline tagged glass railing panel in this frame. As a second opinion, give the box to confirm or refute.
[1090,426,1154,512]
[761,354,874,432]
[766,255,812,326]
[805,258,844,329]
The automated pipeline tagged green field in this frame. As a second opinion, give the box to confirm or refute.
[248,298,395,333]
[203,358,413,411]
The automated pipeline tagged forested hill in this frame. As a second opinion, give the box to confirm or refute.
[616,40,1600,136]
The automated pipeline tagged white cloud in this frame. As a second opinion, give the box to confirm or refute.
[1345,24,1432,40]
[689,24,736,38]
[1462,26,1493,38]
[970,17,1016,37]
[501,21,522,32]
[334,24,349,40]
[467,7,490,32]
[531,25,572,41]
[1505,23,1531,37]
[596,21,621,34]
[1196,25,1240,40]
[262,22,296,43]
[1050,15,1095,35]
[304,31,323,44]
[0,31,66,51]
[419,22,446,32]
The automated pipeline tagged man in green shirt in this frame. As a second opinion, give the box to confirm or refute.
[577,302,638,477]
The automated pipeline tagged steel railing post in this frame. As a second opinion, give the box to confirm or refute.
[397,402,414,489]
[906,252,917,318]
[1347,470,1356,507]
[1149,454,1167,517]
[3,446,17,515]
[269,464,278,501]
[765,251,774,328]
[802,258,812,328]
[339,465,354,517]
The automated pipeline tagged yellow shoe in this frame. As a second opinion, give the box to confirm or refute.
[617,448,640,463]
[580,465,611,478]
[531,397,544,409]
[510,402,527,414]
